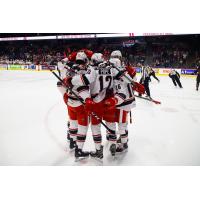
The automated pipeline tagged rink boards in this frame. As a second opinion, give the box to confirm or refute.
[0,64,197,77]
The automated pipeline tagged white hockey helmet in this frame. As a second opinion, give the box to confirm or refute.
[76,52,88,64]
[110,50,122,59]
[109,58,122,68]
[91,53,104,65]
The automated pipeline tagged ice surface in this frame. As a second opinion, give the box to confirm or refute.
[0,70,200,165]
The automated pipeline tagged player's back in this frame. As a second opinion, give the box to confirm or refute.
[90,65,113,103]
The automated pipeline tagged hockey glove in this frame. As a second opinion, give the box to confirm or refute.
[63,76,72,87]
[104,97,118,110]
[63,93,69,105]
[85,98,96,114]
[126,66,136,78]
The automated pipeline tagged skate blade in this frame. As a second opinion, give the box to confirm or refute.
[75,156,89,162]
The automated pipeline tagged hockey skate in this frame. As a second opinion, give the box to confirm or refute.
[109,144,116,157]
[90,145,104,160]
[67,121,70,141]
[75,147,90,162]
[69,138,76,150]
[117,137,129,144]
[116,143,128,154]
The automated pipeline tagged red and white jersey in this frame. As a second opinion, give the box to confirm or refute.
[57,62,68,96]
[70,62,135,104]
[114,67,137,112]
[90,66,114,103]
[57,61,77,96]
[71,64,113,103]
[89,62,134,103]
[66,65,90,108]
[57,61,68,79]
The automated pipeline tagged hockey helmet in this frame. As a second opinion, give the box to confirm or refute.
[109,58,122,68]
[76,52,88,65]
[91,53,104,65]
[110,50,122,59]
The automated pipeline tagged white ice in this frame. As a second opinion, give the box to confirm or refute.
[0,70,200,165]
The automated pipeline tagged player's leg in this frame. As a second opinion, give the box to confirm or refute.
[90,123,103,159]
[67,121,70,141]
[75,105,90,160]
[90,103,104,159]
[57,82,71,141]
[116,110,129,153]
[67,106,78,150]
[104,108,117,156]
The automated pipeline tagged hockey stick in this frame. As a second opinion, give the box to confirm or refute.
[129,111,132,124]
[134,94,161,104]
[112,65,161,104]
[48,66,116,134]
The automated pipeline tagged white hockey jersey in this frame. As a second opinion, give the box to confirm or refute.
[57,62,90,107]
[67,66,90,108]
[114,69,136,111]
[57,62,68,96]
[57,61,68,80]
[71,64,111,103]
[71,62,132,103]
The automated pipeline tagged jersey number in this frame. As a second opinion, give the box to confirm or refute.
[99,75,112,92]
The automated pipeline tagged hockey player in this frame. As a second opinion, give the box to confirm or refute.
[103,50,141,156]
[109,51,145,153]
[169,69,183,88]
[63,51,92,160]
[56,57,77,147]
[195,66,200,91]
[89,53,107,159]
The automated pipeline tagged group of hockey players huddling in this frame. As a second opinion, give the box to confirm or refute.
[56,49,145,161]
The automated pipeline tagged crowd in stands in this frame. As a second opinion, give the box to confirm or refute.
[0,35,200,68]
[152,47,189,68]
